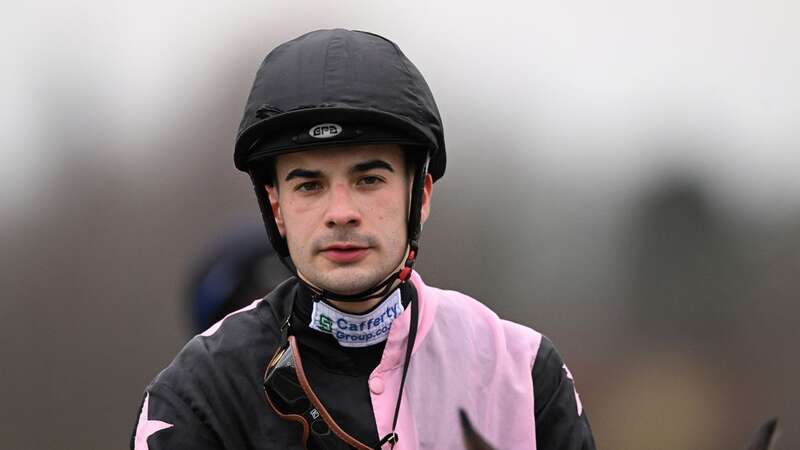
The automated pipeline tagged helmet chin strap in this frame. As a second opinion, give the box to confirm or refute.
[290,240,419,304]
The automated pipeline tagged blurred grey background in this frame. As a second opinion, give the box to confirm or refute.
[2,1,798,449]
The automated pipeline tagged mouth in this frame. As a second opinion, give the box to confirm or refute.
[319,244,370,264]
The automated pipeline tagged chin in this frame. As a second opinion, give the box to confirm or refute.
[314,266,386,296]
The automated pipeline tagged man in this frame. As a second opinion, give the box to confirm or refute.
[131,29,596,450]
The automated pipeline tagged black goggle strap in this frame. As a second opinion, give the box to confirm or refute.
[375,290,419,449]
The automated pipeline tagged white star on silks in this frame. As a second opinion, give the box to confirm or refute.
[562,364,583,417]
[134,393,174,450]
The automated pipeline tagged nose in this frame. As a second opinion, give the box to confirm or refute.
[324,183,361,229]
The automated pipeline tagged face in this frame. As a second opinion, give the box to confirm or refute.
[267,144,432,295]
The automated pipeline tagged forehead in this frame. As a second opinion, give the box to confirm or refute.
[273,144,406,174]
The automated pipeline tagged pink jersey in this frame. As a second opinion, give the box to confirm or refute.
[371,272,543,449]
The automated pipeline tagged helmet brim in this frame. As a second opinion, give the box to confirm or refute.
[235,107,445,181]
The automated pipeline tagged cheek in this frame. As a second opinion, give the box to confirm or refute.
[376,200,407,235]
[280,202,311,243]
[282,198,319,227]
[372,197,401,223]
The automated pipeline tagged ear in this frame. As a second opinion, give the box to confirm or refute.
[419,174,433,224]
[265,185,286,237]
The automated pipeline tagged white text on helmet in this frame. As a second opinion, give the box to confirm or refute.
[309,123,342,139]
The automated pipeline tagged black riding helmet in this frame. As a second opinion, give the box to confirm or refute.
[234,29,446,301]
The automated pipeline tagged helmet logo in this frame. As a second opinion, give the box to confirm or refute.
[309,123,342,139]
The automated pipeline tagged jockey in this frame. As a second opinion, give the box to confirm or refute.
[131,29,596,450]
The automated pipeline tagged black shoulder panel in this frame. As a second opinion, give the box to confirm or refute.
[532,336,597,450]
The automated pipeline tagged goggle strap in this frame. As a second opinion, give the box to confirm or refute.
[287,336,375,450]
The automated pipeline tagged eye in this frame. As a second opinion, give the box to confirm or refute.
[295,181,322,192]
[357,176,384,186]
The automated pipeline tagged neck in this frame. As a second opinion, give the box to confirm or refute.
[329,297,382,314]
[295,269,404,314]
[326,278,403,313]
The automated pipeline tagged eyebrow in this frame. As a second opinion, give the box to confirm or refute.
[352,159,395,174]
[284,159,395,182]
[285,168,322,182]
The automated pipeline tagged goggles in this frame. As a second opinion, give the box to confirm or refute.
[263,335,377,450]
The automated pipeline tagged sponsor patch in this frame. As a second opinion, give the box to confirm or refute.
[310,289,403,348]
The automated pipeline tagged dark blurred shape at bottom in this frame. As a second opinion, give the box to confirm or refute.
[186,225,291,334]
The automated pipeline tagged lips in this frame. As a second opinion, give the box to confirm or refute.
[319,245,370,264]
